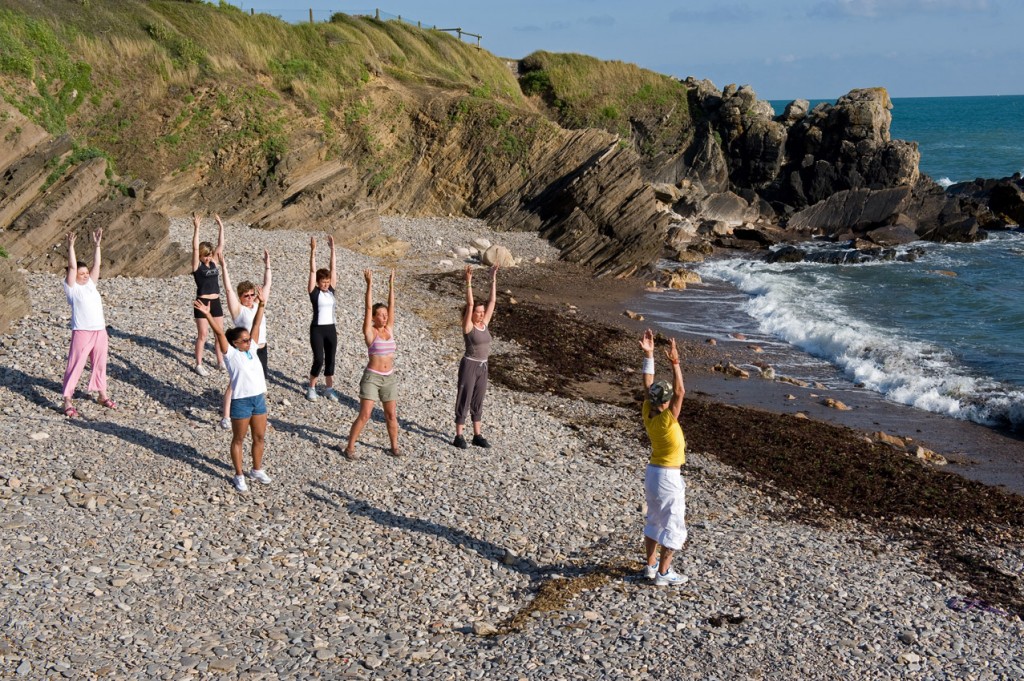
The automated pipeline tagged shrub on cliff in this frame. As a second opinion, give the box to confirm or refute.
[518,50,693,164]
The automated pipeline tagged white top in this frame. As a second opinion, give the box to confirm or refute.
[234,305,267,347]
[315,289,335,326]
[224,344,266,399]
[63,279,106,331]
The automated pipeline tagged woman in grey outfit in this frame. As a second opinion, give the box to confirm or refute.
[453,264,497,449]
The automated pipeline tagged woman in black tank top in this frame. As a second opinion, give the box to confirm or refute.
[191,213,225,376]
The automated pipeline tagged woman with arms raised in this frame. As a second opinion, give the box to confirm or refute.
[61,229,116,417]
[639,328,689,587]
[218,241,272,430]
[195,287,271,493]
[453,264,498,449]
[306,235,339,402]
[344,268,399,459]
[191,212,225,376]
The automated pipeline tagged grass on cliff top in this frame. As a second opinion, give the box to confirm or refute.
[0,0,522,132]
[520,50,692,158]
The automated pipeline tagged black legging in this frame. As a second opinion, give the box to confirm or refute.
[256,345,268,378]
[309,324,337,377]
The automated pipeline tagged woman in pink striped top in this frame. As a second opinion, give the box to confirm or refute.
[344,268,399,459]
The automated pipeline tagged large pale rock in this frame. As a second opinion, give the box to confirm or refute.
[663,269,702,289]
[481,245,514,267]
[701,192,757,226]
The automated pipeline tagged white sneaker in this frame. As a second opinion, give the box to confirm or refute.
[232,475,248,492]
[219,417,231,430]
[195,364,210,377]
[324,388,339,403]
[654,569,688,587]
[305,387,318,402]
[247,469,272,484]
[643,560,660,580]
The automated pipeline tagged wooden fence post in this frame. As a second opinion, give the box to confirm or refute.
[309,8,314,23]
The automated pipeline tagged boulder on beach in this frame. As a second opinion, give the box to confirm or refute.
[663,269,702,290]
[714,362,750,379]
[471,237,491,251]
[873,431,906,448]
[481,245,514,267]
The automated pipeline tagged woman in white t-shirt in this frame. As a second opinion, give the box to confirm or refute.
[306,235,339,402]
[194,288,270,493]
[61,230,116,418]
[218,246,272,430]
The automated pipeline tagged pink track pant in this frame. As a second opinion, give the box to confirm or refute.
[62,330,109,398]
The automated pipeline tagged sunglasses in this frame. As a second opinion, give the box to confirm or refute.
[241,292,256,298]
[234,337,252,345]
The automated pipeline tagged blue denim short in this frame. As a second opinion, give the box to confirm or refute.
[230,393,267,420]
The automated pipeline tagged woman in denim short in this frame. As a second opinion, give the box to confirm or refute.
[195,288,270,493]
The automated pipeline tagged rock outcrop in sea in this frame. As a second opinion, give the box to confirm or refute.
[657,84,1007,260]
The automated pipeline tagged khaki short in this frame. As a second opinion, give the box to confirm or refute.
[359,369,398,402]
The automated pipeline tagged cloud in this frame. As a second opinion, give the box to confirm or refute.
[579,14,615,27]
[811,0,992,19]
[513,16,614,33]
[668,4,760,23]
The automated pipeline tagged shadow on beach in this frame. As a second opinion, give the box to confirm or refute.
[66,417,230,480]
[305,483,591,581]
[0,366,63,410]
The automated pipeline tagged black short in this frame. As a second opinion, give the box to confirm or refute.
[193,297,224,319]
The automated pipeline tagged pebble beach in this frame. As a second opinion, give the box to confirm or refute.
[1,216,1022,679]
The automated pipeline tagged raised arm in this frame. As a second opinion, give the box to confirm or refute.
[191,213,201,272]
[640,328,655,391]
[220,252,240,320]
[482,265,498,326]
[328,235,337,287]
[261,248,272,299]
[250,286,266,346]
[89,229,102,282]
[665,338,685,419]
[307,237,317,293]
[90,228,102,280]
[462,266,475,334]
[194,300,229,354]
[214,214,226,259]
[386,268,395,330]
[65,231,78,286]
[362,268,374,343]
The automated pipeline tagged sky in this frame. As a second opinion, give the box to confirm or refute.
[231,0,1024,100]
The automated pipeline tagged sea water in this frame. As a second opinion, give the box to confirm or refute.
[643,96,1024,430]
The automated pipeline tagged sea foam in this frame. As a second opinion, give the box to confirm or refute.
[697,256,1024,429]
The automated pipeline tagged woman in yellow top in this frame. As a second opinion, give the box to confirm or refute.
[639,328,689,586]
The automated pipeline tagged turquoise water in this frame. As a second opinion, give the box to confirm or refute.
[770,95,1024,183]
[649,97,1024,430]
